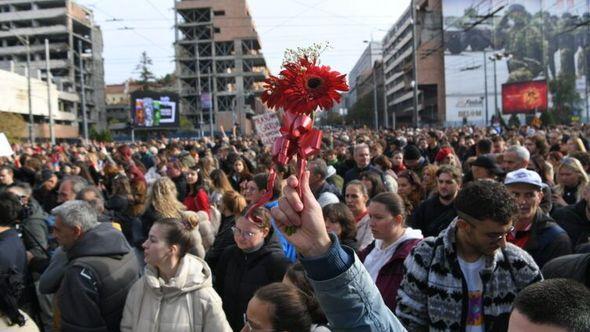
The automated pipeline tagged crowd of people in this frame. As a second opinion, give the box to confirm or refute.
[1,124,590,331]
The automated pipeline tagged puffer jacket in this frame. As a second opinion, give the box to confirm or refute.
[120,254,231,332]
[396,220,542,332]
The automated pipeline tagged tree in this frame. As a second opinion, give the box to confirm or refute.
[0,112,27,142]
[90,126,113,142]
[136,51,156,91]
[549,73,581,124]
[346,93,373,127]
[179,115,194,131]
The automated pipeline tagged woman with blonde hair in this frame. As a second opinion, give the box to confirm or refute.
[209,169,234,207]
[140,177,186,250]
[567,136,587,154]
[121,218,231,331]
[553,157,590,207]
[421,164,439,198]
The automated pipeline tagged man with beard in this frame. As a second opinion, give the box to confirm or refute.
[410,165,461,237]
[504,169,571,268]
[397,180,542,331]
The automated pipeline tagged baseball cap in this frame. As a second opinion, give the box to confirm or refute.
[504,169,547,189]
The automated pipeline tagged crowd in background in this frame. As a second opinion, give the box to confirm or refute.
[1,123,590,331]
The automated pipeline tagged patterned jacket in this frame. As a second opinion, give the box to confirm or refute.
[395,220,542,332]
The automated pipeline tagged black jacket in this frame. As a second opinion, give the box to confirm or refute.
[343,165,382,190]
[33,186,59,214]
[57,223,140,332]
[409,195,457,238]
[171,174,187,202]
[551,200,590,250]
[522,211,572,268]
[0,229,27,277]
[542,253,590,288]
[204,214,236,270]
[214,235,291,331]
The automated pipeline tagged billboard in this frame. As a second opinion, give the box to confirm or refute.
[130,91,179,129]
[502,80,547,114]
[442,0,590,125]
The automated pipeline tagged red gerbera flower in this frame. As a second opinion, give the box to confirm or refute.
[262,56,349,115]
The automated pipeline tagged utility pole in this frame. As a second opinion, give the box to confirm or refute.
[208,66,214,136]
[25,36,34,144]
[372,61,378,129]
[411,0,420,128]
[78,40,88,143]
[483,49,489,126]
[45,39,55,145]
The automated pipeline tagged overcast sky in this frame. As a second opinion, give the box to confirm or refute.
[77,0,410,84]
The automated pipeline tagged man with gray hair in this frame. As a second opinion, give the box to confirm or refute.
[502,145,553,213]
[343,143,382,189]
[57,175,88,203]
[502,145,530,172]
[52,200,139,331]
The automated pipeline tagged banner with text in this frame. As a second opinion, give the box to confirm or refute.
[252,112,281,147]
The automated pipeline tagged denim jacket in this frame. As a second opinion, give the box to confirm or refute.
[300,234,406,332]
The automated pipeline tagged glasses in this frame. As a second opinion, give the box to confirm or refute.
[231,226,258,238]
[243,314,274,332]
[458,211,514,241]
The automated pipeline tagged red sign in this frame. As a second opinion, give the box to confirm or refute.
[502,80,547,114]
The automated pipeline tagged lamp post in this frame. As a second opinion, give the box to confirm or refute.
[411,0,420,128]
[489,51,512,118]
[78,40,90,143]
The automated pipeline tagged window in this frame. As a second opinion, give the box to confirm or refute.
[214,27,220,33]
[213,10,225,16]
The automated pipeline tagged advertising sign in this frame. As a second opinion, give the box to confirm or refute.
[252,112,281,147]
[130,91,179,129]
[502,80,547,114]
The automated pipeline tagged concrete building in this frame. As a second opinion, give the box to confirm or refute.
[0,67,78,139]
[346,41,382,109]
[174,0,270,134]
[0,0,106,139]
[382,0,444,126]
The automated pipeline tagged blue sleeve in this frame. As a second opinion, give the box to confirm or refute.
[299,233,353,280]
[303,235,407,331]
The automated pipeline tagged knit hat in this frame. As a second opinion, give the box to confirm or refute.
[435,147,454,162]
[404,145,422,161]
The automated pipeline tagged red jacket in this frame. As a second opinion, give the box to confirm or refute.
[358,238,422,311]
[183,188,211,216]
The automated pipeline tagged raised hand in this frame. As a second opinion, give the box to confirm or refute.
[271,170,332,257]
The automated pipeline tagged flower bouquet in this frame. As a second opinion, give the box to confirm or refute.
[247,44,349,234]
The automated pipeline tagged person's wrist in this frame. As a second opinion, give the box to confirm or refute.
[300,234,332,258]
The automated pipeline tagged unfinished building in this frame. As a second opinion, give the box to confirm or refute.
[174,0,269,134]
[0,0,106,140]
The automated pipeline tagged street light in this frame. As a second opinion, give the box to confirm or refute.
[78,40,92,143]
[1,28,34,143]
[489,51,512,118]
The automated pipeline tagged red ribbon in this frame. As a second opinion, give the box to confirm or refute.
[247,112,322,224]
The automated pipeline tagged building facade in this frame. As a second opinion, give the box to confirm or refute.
[174,0,270,134]
[0,0,106,139]
[346,41,382,109]
[382,0,444,126]
[0,67,78,139]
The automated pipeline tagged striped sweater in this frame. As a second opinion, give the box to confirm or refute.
[395,220,542,332]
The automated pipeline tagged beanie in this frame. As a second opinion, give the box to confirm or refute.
[404,145,422,161]
[435,147,453,162]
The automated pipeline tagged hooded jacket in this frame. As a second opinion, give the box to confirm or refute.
[57,223,140,332]
[120,254,231,332]
[358,228,423,311]
[20,199,49,260]
[213,234,291,331]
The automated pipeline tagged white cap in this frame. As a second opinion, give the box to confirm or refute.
[318,192,340,208]
[504,169,547,189]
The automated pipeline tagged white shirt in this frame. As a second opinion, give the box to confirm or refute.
[458,256,486,332]
[364,228,423,283]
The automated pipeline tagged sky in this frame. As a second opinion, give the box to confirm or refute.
[77,0,410,85]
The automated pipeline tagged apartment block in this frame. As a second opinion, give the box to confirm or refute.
[0,0,106,139]
[382,0,444,126]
